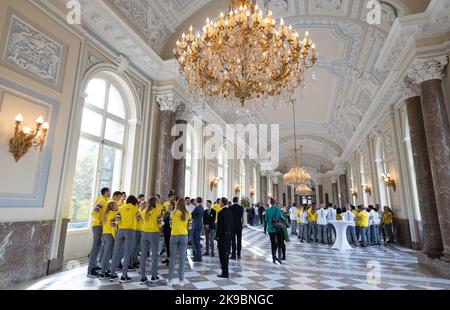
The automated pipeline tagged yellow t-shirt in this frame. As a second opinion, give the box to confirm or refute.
[91,196,109,227]
[295,208,302,223]
[170,210,192,236]
[383,212,393,225]
[212,203,221,223]
[308,209,318,222]
[141,205,163,233]
[102,210,117,237]
[358,211,369,227]
[336,214,342,221]
[135,210,144,231]
[352,210,360,226]
[117,203,139,230]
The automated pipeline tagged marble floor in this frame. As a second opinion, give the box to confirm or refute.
[13,226,450,290]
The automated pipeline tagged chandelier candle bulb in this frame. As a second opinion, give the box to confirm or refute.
[36,116,44,125]
[22,126,31,135]
[15,113,24,123]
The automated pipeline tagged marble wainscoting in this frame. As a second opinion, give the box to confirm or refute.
[0,221,54,288]
[48,219,70,274]
[394,218,413,248]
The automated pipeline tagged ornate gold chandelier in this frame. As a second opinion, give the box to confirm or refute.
[283,102,311,187]
[174,0,317,106]
[296,183,312,196]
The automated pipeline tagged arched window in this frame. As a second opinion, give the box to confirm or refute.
[217,147,228,198]
[403,111,421,220]
[349,164,357,206]
[68,73,135,230]
[239,160,246,197]
[359,153,369,206]
[184,127,198,197]
[375,136,389,207]
[252,166,258,203]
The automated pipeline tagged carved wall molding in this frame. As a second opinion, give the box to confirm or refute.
[408,55,449,84]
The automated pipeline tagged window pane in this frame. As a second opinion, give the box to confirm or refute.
[69,138,99,230]
[98,145,123,192]
[81,108,103,137]
[185,169,191,197]
[107,85,126,118]
[85,78,106,109]
[105,118,125,144]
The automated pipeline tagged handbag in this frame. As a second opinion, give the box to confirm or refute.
[272,209,286,231]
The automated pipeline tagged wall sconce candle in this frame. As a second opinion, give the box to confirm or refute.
[9,114,49,162]
[382,174,396,192]
[363,184,371,196]
[250,189,255,197]
[210,177,219,191]
[350,188,358,198]
[235,184,241,194]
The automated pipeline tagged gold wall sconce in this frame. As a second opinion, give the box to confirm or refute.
[249,189,255,198]
[235,184,241,194]
[9,114,49,162]
[350,188,358,198]
[382,174,396,192]
[363,184,371,196]
[210,177,219,191]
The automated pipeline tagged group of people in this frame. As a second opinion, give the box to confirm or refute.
[87,188,245,286]
[287,203,395,247]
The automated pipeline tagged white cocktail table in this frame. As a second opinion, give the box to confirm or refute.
[329,220,354,251]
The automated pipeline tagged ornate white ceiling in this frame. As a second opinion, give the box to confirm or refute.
[69,0,443,175]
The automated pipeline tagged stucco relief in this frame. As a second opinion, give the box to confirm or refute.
[2,14,64,89]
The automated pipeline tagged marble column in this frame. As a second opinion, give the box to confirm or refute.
[318,184,324,204]
[332,182,339,206]
[339,173,349,207]
[260,175,268,204]
[154,94,179,200]
[171,104,193,199]
[409,56,450,261]
[403,79,443,258]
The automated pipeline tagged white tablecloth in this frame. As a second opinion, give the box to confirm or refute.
[329,220,354,251]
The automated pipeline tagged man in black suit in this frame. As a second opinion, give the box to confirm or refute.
[216,197,234,278]
[203,200,216,257]
[191,197,204,262]
[230,197,244,259]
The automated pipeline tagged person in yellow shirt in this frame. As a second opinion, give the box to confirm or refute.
[212,198,221,223]
[351,205,360,241]
[295,206,303,240]
[308,205,318,243]
[167,199,192,287]
[357,205,369,247]
[99,201,118,280]
[382,206,395,244]
[130,200,146,270]
[138,196,163,284]
[110,195,139,283]
[88,187,110,278]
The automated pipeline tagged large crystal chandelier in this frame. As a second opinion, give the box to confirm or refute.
[283,102,311,186]
[296,183,312,196]
[174,0,317,106]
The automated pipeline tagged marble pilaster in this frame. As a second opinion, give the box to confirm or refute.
[339,173,349,207]
[409,56,450,261]
[318,184,324,204]
[403,79,443,258]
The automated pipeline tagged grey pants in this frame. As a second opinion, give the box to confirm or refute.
[100,234,114,275]
[301,223,309,242]
[326,223,335,244]
[204,228,215,255]
[88,226,103,272]
[360,227,369,247]
[168,235,188,282]
[111,229,135,277]
[131,230,142,265]
[309,222,318,243]
[385,223,394,242]
[139,232,160,278]
[318,225,327,243]
[291,221,298,235]
[346,226,357,245]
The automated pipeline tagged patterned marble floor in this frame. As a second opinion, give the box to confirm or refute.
[14,226,450,290]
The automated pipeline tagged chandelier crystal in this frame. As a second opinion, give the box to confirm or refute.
[283,102,311,187]
[174,0,317,106]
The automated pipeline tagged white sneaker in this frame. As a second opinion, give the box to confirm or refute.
[179,280,185,287]
[167,280,173,287]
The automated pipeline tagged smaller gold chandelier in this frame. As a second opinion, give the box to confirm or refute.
[9,114,49,162]
[296,184,312,196]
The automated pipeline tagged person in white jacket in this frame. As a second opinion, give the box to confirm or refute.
[369,206,381,246]
[299,207,309,243]
[326,203,337,244]
[317,204,328,244]
[342,205,357,246]
[290,203,298,236]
